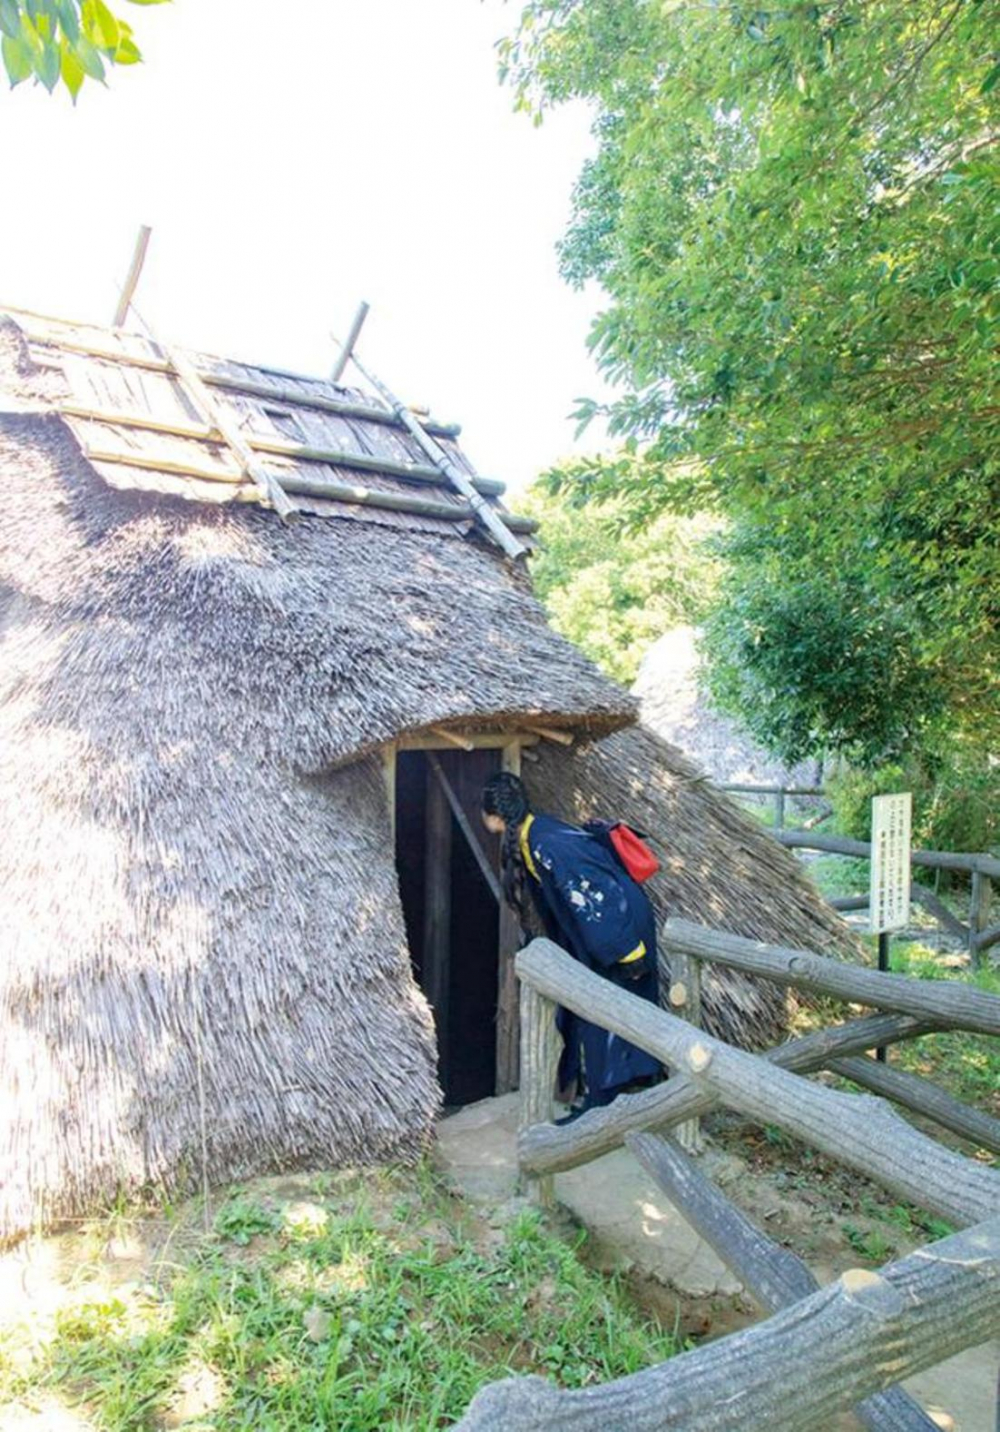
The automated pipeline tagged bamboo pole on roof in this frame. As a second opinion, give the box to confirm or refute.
[337,342,528,562]
[112,225,152,328]
[60,402,504,495]
[6,310,463,437]
[80,446,538,531]
[330,301,370,383]
[159,341,297,521]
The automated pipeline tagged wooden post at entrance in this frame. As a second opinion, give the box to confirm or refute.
[519,975,560,1208]
[668,948,705,1154]
[423,760,453,1084]
[495,740,522,1093]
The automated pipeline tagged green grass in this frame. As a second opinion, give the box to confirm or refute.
[0,1170,680,1431]
[885,943,1000,1115]
[841,1222,897,1265]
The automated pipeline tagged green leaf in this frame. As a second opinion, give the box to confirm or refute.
[53,0,80,43]
[71,29,104,78]
[36,33,59,86]
[981,61,1000,94]
[125,0,171,5]
[1,30,32,83]
[0,0,20,39]
[114,31,139,61]
[89,0,118,50]
[59,31,84,96]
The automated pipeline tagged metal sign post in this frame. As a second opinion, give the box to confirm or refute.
[869,792,912,1061]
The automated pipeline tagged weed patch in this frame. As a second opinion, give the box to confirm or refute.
[0,1167,679,1430]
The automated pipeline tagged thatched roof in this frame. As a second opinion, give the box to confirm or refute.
[529,725,858,1048]
[0,313,634,1240]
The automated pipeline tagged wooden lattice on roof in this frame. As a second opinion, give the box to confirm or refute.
[2,304,537,546]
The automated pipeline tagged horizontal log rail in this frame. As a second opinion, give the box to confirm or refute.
[830,883,971,941]
[718,783,825,797]
[456,1214,1000,1431]
[626,1133,936,1431]
[519,1010,937,1179]
[775,828,1000,879]
[828,1053,1000,1154]
[516,940,1000,1225]
[508,935,999,1432]
[662,919,1000,1036]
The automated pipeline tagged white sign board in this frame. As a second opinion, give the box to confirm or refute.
[870,793,912,934]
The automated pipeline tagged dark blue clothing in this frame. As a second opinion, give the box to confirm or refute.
[521,813,661,1095]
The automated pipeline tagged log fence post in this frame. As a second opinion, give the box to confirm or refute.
[970,871,993,968]
[667,949,705,1154]
[519,967,561,1207]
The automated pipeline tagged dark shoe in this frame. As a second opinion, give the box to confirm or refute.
[554,1107,586,1127]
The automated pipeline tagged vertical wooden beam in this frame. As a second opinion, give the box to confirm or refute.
[382,744,397,838]
[496,741,522,1094]
[519,975,560,1207]
[423,760,453,1089]
[668,949,706,1154]
[774,789,786,832]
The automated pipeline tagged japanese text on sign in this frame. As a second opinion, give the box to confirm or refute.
[870,793,912,934]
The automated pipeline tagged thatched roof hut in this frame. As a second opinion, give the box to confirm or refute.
[0,307,850,1242]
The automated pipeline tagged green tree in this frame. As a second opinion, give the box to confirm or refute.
[502,0,1000,764]
[522,462,720,684]
[1,0,168,99]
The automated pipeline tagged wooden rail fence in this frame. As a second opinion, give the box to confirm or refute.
[456,926,1000,1430]
[719,783,998,963]
[774,827,999,963]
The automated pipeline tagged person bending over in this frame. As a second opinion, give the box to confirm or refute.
[481,771,660,1118]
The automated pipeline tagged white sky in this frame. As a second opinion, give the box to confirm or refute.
[0,0,613,493]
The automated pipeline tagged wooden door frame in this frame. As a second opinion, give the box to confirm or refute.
[382,731,535,1096]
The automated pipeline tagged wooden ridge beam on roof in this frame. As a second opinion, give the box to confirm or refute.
[82,443,538,533]
[10,317,462,438]
[59,402,505,496]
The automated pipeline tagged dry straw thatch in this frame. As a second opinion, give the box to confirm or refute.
[0,309,851,1241]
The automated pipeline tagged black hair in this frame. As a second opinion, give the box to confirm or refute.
[482,772,531,921]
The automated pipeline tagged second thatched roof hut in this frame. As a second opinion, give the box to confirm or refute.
[0,307,850,1243]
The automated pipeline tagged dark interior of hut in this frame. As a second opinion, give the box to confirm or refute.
[394,749,501,1107]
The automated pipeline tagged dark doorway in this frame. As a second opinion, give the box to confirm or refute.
[395,749,502,1106]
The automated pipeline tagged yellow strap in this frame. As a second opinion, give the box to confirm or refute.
[619,942,647,965]
[519,814,540,881]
